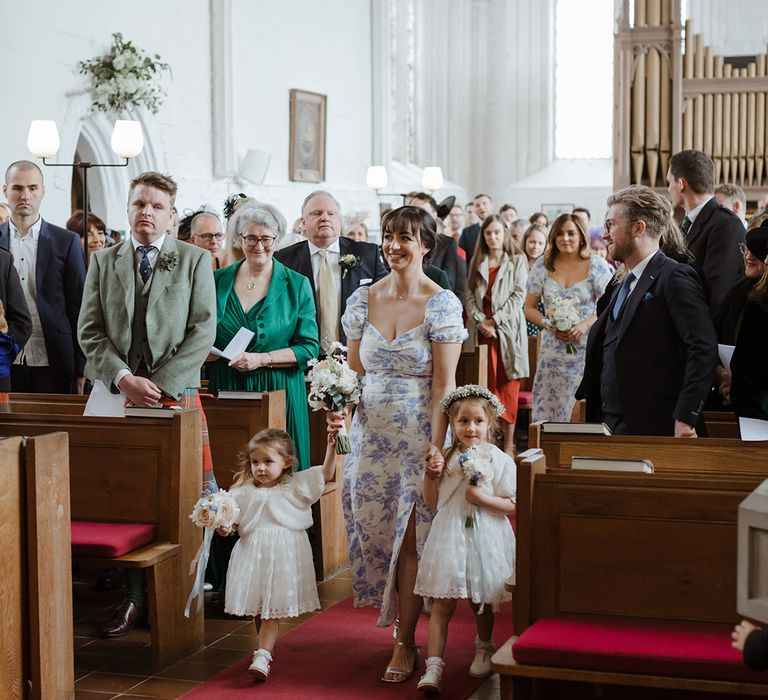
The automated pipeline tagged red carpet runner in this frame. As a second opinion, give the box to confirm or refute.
[182,597,513,699]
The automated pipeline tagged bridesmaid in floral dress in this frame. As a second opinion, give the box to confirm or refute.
[339,206,467,683]
[524,214,612,422]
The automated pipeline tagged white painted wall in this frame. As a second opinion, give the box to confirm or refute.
[686,0,768,57]
[0,0,380,236]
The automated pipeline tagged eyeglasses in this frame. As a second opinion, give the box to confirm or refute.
[604,219,637,234]
[241,235,277,249]
[739,242,749,256]
[194,233,224,242]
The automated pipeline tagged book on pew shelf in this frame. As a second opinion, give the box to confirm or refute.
[541,422,612,435]
[216,390,264,400]
[124,405,182,418]
[571,456,654,473]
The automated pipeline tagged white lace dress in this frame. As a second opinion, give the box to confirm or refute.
[414,443,516,608]
[224,467,325,619]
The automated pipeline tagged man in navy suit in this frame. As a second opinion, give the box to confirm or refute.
[459,193,495,268]
[582,185,717,436]
[667,149,745,316]
[1,160,85,393]
[275,190,387,348]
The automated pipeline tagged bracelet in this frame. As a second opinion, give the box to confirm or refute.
[541,318,553,330]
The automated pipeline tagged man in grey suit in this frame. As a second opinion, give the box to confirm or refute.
[77,171,216,636]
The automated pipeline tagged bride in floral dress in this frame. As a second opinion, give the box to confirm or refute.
[524,214,612,422]
[340,206,466,683]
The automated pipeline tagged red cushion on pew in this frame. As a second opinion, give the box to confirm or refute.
[517,391,533,406]
[71,521,156,557]
[512,616,767,684]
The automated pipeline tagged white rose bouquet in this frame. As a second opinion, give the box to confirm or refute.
[189,489,240,530]
[458,446,493,528]
[307,342,362,454]
[544,296,582,354]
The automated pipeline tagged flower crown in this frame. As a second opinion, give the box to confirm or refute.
[440,384,504,417]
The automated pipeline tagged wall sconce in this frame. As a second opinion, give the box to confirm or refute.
[27,118,144,265]
[238,149,271,185]
[421,166,444,194]
[366,165,388,192]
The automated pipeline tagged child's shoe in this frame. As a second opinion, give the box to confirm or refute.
[248,648,272,681]
[417,656,444,694]
[468,636,495,677]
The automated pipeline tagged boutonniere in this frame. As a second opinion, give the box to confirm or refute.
[339,253,361,279]
[158,251,179,272]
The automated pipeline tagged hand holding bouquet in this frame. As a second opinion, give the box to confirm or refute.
[459,446,493,528]
[307,342,362,454]
[544,296,582,353]
[189,489,240,531]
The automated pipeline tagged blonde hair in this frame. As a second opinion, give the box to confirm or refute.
[231,428,297,487]
[443,396,501,468]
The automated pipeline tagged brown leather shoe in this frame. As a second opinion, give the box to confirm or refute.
[100,600,145,638]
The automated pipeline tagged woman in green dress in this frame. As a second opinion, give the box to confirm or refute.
[208,202,320,471]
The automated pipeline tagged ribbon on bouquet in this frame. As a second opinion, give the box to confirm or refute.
[465,504,487,616]
[184,527,214,618]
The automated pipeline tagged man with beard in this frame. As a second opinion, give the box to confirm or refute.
[581,185,716,436]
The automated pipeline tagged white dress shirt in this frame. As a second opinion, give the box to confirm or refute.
[626,249,658,295]
[686,197,712,225]
[307,238,342,311]
[9,217,48,366]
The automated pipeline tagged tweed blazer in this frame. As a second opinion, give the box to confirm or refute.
[77,236,216,399]
[464,253,529,379]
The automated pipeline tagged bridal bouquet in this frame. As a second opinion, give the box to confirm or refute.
[544,296,582,354]
[307,342,362,454]
[185,489,239,617]
[459,446,493,528]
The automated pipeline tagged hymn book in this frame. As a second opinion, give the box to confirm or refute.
[571,456,654,473]
[541,422,612,435]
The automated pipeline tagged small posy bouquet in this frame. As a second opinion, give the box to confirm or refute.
[189,489,240,531]
[459,446,493,528]
[307,342,362,454]
[545,296,582,354]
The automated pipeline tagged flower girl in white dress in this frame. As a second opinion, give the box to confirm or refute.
[414,385,516,693]
[218,426,338,682]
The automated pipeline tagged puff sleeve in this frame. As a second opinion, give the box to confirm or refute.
[341,286,369,341]
[425,290,468,344]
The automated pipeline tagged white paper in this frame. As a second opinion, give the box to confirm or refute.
[718,344,735,373]
[739,417,768,442]
[83,379,126,417]
[210,327,255,361]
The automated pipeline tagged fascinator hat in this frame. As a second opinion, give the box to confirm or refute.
[441,384,504,417]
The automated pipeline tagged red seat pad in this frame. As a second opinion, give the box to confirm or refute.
[71,521,156,557]
[517,391,533,406]
[512,616,768,684]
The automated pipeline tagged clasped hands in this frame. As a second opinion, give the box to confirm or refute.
[477,318,497,339]
[554,321,588,344]
[119,374,162,407]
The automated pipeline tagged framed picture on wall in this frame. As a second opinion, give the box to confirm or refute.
[541,203,574,220]
[289,89,327,182]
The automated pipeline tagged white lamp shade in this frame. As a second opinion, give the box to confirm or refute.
[366,165,388,191]
[111,120,144,158]
[421,166,444,192]
[240,149,271,185]
[27,120,60,158]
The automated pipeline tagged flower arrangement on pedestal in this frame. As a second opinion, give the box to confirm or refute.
[78,32,170,115]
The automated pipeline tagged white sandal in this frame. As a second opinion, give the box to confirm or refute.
[418,656,445,694]
[248,648,272,681]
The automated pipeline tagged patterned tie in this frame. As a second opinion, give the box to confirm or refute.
[317,250,339,350]
[611,272,635,321]
[137,245,154,283]
[680,215,692,238]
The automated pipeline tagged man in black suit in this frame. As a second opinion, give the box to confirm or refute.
[0,248,31,350]
[582,185,717,436]
[1,160,85,393]
[666,149,745,316]
[275,190,387,348]
[404,192,466,297]
[458,193,495,268]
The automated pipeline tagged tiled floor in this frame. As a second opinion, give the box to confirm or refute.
[73,567,499,699]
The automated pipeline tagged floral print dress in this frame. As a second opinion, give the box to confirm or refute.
[341,287,467,627]
[527,255,612,422]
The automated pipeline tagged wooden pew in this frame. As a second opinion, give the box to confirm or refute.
[704,410,740,439]
[0,406,204,669]
[455,344,488,387]
[0,433,73,700]
[493,451,768,697]
[529,422,768,477]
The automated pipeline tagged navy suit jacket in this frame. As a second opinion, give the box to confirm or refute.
[582,250,717,435]
[0,220,86,383]
[431,235,466,298]
[685,197,745,316]
[0,248,31,348]
[274,236,388,345]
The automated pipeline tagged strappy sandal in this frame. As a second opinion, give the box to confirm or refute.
[381,641,419,683]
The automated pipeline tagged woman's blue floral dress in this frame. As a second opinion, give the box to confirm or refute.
[527,255,612,422]
[341,287,467,627]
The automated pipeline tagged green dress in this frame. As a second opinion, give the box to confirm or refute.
[207,259,320,470]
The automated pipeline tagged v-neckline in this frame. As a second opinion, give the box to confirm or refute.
[368,322,424,344]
